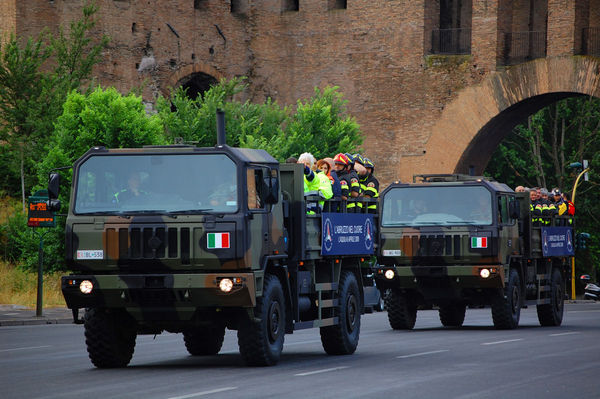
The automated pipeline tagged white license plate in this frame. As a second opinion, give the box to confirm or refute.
[76,250,104,260]
[383,249,402,256]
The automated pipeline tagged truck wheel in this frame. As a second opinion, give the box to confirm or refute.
[491,269,521,329]
[375,295,386,312]
[237,274,285,366]
[84,308,136,368]
[536,268,564,326]
[438,302,466,327]
[320,271,361,355]
[386,289,417,330]
[183,324,226,355]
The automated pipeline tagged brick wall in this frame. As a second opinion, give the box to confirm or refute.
[0,0,16,44]
[2,0,598,185]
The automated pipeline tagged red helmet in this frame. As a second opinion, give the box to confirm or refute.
[333,153,350,166]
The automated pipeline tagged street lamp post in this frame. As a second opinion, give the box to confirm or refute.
[569,162,590,300]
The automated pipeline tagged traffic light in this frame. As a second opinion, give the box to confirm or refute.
[576,232,591,250]
[580,232,590,250]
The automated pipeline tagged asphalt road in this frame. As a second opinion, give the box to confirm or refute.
[1,303,599,399]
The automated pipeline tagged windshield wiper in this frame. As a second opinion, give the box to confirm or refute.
[77,211,130,217]
[167,209,214,215]
[460,221,488,227]
[125,210,168,214]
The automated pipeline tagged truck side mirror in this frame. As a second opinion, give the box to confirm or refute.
[48,173,60,200]
[509,199,520,219]
[263,177,279,205]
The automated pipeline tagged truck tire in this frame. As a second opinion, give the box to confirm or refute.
[320,271,361,355]
[237,274,285,366]
[438,302,466,327]
[491,269,521,329]
[183,324,226,355]
[536,268,564,326]
[385,289,417,330]
[84,308,136,368]
[375,295,386,312]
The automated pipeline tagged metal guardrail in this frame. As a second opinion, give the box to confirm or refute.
[503,31,546,65]
[430,28,472,55]
[582,27,600,56]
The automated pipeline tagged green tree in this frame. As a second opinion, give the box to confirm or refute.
[0,35,52,209]
[0,1,108,209]
[0,86,166,272]
[486,96,600,281]
[39,86,166,191]
[156,77,287,149]
[278,86,363,160]
[156,79,363,161]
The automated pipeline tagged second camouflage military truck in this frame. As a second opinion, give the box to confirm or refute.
[374,174,573,330]
[54,113,378,367]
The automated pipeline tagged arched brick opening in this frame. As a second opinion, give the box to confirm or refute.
[177,72,218,99]
[161,63,224,98]
[400,57,600,182]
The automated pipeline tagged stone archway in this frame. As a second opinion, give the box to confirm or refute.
[400,57,600,182]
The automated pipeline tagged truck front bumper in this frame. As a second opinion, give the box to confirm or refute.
[374,265,505,295]
[62,273,257,312]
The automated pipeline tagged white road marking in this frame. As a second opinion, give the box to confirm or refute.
[481,338,523,346]
[3,313,19,315]
[0,345,51,353]
[396,350,449,359]
[285,339,323,347]
[295,366,349,376]
[220,339,323,354]
[167,387,238,399]
[549,331,580,337]
[566,309,600,313]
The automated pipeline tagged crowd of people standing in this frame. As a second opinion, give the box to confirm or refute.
[515,186,575,225]
[287,152,379,214]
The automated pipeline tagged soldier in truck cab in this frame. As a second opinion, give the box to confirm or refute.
[209,173,238,208]
[113,171,148,204]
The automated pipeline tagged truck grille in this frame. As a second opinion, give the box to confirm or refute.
[400,234,467,258]
[105,227,190,262]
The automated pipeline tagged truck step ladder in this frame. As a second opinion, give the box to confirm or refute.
[536,273,551,305]
[293,282,339,330]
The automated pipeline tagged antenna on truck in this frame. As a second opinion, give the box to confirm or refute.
[216,108,226,147]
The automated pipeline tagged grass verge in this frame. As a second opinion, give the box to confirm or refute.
[0,261,65,308]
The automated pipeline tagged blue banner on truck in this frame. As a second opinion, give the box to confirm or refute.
[541,227,575,257]
[321,213,375,256]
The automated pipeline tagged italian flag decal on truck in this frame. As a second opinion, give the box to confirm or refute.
[471,237,488,248]
[207,233,230,249]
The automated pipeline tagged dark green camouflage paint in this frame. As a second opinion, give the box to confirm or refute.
[62,145,285,330]
[374,176,570,305]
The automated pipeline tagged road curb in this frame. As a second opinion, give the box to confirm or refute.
[0,318,74,327]
[0,305,75,327]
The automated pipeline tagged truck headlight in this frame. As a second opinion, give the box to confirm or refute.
[384,269,395,280]
[79,280,94,294]
[219,278,233,293]
[479,268,491,279]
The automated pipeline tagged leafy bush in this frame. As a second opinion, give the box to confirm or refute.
[157,78,363,161]
[6,87,168,272]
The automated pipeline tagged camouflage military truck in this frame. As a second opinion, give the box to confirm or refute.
[53,113,377,367]
[374,174,573,330]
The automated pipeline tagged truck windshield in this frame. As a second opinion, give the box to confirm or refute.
[381,185,493,226]
[74,153,238,214]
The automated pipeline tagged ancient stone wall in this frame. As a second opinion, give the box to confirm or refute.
[3,0,598,184]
